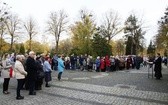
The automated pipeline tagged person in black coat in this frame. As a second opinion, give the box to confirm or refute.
[35,56,44,90]
[26,51,37,95]
[154,53,162,80]
[70,54,75,70]
[135,56,143,70]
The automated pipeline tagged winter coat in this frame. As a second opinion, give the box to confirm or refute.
[105,56,110,67]
[26,56,37,80]
[43,61,52,73]
[57,58,65,73]
[95,59,100,68]
[43,60,52,82]
[100,59,105,70]
[14,60,27,79]
[154,57,162,78]
[36,60,44,79]
[1,59,12,78]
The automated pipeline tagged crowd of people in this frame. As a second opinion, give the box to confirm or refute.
[54,53,164,80]
[0,51,64,100]
[62,54,148,71]
[52,53,164,80]
[0,51,165,100]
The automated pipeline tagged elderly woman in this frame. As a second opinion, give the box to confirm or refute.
[43,57,52,87]
[1,53,12,94]
[57,55,65,81]
[14,55,27,100]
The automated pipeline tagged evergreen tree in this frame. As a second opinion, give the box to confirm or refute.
[92,29,112,57]
[71,9,95,55]
[19,43,25,54]
[155,7,168,54]
[124,14,145,55]
[125,36,132,55]
[147,41,155,56]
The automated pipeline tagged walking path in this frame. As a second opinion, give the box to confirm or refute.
[0,66,167,105]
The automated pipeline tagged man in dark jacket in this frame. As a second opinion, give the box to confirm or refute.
[26,51,37,95]
[135,56,143,70]
[154,53,162,80]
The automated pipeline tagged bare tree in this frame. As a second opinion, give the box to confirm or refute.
[0,20,6,52]
[24,16,38,51]
[4,14,21,51]
[46,10,68,52]
[101,10,123,44]
[0,2,10,54]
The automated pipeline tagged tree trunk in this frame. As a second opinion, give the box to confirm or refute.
[107,36,111,44]
[0,32,3,55]
[10,35,14,52]
[54,34,57,52]
[0,36,2,57]
[55,35,59,53]
[125,36,132,55]
[29,35,32,50]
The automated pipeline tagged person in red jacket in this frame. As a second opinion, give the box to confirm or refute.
[100,57,105,72]
[105,55,110,72]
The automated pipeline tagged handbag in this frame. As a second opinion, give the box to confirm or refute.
[9,67,15,78]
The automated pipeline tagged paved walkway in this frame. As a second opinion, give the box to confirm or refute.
[0,66,168,105]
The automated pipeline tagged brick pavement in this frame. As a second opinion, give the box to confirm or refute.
[0,66,168,105]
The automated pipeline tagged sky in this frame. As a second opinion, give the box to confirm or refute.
[2,0,168,46]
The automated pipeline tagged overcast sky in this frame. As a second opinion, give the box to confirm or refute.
[2,0,168,45]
